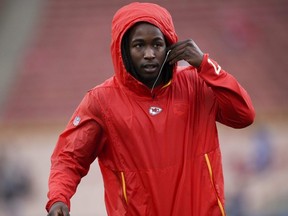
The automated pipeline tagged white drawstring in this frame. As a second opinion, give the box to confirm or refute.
[150,50,171,95]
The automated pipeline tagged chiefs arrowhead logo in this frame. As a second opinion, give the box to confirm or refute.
[149,106,162,116]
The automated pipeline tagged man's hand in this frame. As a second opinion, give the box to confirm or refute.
[167,39,204,68]
[47,202,70,216]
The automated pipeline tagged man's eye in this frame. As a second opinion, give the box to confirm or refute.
[154,43,163,48]
[135,44,143,48]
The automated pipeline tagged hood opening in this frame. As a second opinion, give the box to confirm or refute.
[120,22,174,88]
[111,2,178,94]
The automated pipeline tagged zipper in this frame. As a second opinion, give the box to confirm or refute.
[204,154,226,216]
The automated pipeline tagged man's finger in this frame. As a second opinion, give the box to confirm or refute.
[167,46,188,64]
[168,40,189,49]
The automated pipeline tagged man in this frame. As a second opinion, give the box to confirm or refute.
[46,2,255,216]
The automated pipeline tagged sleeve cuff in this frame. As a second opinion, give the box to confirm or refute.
[196,53,209,72]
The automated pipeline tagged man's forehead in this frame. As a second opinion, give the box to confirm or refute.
[128,23,164,39]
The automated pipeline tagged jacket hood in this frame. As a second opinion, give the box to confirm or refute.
[111,2,178,92]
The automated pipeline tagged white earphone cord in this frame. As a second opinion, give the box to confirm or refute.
[150,50,171,94]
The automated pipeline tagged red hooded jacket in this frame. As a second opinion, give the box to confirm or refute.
[46,2,255,215]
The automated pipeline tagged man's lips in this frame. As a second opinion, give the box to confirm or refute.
[142,63,159,73]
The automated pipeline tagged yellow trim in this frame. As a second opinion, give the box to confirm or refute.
[161,80,172,89]
[121,172,128,203]
[204,154,226,216]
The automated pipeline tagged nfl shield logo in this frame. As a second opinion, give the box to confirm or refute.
[73,116,81,126]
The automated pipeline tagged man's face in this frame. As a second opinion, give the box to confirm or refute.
[128,23,167,88]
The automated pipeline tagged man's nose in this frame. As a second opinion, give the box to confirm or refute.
[144,47,155,59]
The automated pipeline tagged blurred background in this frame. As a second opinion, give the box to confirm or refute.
[0,0,287,215]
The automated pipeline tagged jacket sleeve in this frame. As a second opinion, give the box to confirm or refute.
[46,91,106,212]
[197,54,255,128]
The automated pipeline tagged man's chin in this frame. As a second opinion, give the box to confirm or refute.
[139,76,162,88]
